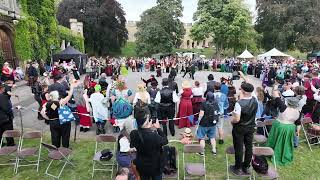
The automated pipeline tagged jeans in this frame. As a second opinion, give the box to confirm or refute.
[232,126,254,169]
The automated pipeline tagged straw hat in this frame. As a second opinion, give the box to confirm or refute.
[184,128,192,137]
[137,83,146,92]
[182,80,191,89]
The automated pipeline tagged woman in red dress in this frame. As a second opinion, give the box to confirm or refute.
[177,81,193,128]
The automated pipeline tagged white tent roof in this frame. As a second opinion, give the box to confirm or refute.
[258,48,290,58]
[237,49,254,59]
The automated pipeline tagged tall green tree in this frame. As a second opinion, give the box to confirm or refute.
[191,0,258,56]
[255,0,320,52]
[57,0,128,56]
[135,0,185,56]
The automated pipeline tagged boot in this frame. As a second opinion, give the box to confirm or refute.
[96,124,101,135]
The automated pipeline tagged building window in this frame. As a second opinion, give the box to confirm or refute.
[192,42,195,48]
[197,41,200,46]
[187,40,190,48]
[203,40,206,47]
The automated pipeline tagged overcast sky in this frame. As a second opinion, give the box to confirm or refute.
[117,0,256,23]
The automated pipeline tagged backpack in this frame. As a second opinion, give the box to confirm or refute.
[112,97,133,119]
[252,155,268,174]
[163,146,177,175]
[134,99,150,120]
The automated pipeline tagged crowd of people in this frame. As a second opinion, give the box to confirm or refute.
[0,55,320,179]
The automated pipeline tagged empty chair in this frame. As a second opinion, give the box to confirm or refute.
[0,130,21,173]
[15,131,42,174]
[252,147,279,179]
[92,134,117,179]
[183,144,206,180]
[41,143,74,179]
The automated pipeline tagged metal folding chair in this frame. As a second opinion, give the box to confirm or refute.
[92,134,117,179]
[225,146,251,180]
[300,117,320,151]
[183,144,206,180]
[252,147,279,180]
[0,130,21,173]
[163,147,179,179]
[41,143,74,179]
[15,131,42,174]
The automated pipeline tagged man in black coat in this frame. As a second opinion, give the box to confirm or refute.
[0,83,14,146]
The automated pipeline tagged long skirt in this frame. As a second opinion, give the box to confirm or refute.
[77,106,92,128]
[267,120,295,166]
[192,97,204,124]
[177,99,193,128]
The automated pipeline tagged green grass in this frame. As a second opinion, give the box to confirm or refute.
[120,42,138,57]
[1,134,320,180]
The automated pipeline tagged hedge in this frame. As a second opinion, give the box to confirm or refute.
[14,0,85,62]
[58,25,85,52]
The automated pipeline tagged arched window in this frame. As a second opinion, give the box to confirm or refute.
[187,40,190,48]
[197,41,200,46]
[203,40,206,47]
[192,42,195,48]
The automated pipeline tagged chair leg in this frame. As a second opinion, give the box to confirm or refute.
[45,160,54,176]
[226,154,229,180]
[92,161,95,178]
[57,160,68,179]
[15,157,20,174]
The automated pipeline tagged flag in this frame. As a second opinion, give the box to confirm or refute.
[188,115,194,124]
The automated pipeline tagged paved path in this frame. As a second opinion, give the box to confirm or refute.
[11,71,262,140]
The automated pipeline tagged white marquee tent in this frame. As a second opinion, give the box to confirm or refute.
[258,48,291,60]
[237,49,254,59]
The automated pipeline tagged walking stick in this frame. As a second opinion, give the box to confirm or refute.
[16,96,24,134]
[74,121,77,142]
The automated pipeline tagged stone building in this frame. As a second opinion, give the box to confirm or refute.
[126,21,212,49]
[0,0,21,67]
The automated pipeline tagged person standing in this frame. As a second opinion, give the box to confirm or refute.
[155,78,179,136]
[213,83,229,144]
[130,108,168,180]
[147,81,160,120]
[204,74,216,96]
[28,62,39,87]
[191,81,204,124]
[177,81,193,129]
[230,82,258,175]
[41,81,79,148]
[0,83,14,146]
[197,92,219,155]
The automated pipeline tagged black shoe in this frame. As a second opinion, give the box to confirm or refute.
[84,128,89,132]
[37,116,44,120]
[242,167,251,175]
[219,139,224,144]
[198,152,204,156]
[230,165,243,176]
[80,127,84,132]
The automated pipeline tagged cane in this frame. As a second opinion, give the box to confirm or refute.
[74,120,77,142]
[16,96,24,134]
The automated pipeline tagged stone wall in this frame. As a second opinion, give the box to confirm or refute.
[125,21,213,49]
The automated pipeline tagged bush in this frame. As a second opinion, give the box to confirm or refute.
[58,25,85,52]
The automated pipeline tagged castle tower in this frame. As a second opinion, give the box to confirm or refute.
[69,18,84,37]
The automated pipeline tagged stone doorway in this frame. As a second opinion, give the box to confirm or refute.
[0,27,15,67]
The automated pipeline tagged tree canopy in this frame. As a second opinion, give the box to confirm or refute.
[191,0,259,56]
[135,0,185,57]
[57,0,128,56]
[255,0,320,52]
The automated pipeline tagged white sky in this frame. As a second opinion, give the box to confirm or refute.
[117,0,256,23]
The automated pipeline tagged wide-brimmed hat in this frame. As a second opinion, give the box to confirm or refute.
[184,128,192,137]
[286,97,300,108]
[182,81,191,89]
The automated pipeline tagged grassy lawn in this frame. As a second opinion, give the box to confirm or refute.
[121,42,138,57]
[1,134,320,180]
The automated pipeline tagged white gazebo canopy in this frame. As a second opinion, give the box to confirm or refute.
[258,48,290,59]
[237,49,254,59]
